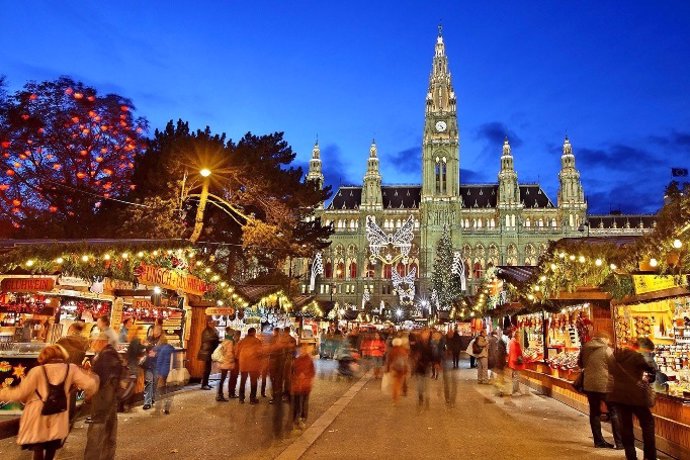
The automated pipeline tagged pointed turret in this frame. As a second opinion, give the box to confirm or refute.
[426,25,457,115]
[361,139,383,210]
[306,140,325,208]
[557,136,587,228]
[498,137,520,208]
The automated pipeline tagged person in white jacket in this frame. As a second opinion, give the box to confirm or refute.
[0,344,99,460]
[470,330,490,383]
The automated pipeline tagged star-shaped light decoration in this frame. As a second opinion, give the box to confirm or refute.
[12,364,26,380]
[0,361,11,373]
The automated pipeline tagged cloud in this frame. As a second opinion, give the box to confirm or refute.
[320,143,357,191]
[474,122,523,150]
[577,144,656,170]
[648,130,690,148]
[460,168,487,183]
[383,146,421,174]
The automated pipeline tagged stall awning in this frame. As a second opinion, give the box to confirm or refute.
[235,285,281,304]
[496,266,539,284]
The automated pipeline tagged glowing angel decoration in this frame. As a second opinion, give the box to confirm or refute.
[452,251,467,291]
[365,214,415,265]
[392,266,417,304]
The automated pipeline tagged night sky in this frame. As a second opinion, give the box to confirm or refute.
[1,1,689,214]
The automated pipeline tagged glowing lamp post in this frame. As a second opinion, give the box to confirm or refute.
[189,168,212,243]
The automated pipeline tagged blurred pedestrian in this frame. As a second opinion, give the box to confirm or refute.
[447,328,462,369]
[474,330,489,384]
[430,329,445,379]
[282,327,297,400]
[488,331,507,394]
[141,327,161,410]
[237,327,263,404]
[121,324,144,412]
[154,335,175,415]
[578,330,621,449]
[118,317,133,344]
[96,316,118,348]
[411,329,433,410]
[216,327,236,402]
[57,322,90,424]
[228,329,241,398]
[290,342,316,432]
[0,344,98,460]
[608,338,657,460]
[268,328,284,404]
[386,337,410,405]
[84,333,123,460]
[507,329,525,396]
[197,317,219,390]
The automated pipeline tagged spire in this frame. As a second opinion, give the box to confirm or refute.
[427,26,455,115]
[498,136,519,207]
[558,135,586,214]
[362,139,382,210]
[502,136,511,157]
[306,140,324,193]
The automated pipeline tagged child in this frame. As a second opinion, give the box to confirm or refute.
[290,341,316,431]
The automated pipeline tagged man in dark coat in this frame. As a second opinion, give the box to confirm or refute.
[608,338,657,460]
[448,328,462,369]
[197,317,219,390]
[84,333,123,460]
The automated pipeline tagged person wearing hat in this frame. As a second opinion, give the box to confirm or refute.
[84,332,124,460]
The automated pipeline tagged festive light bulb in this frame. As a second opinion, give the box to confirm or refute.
[578,255,586,263]
[211,275,220,281]
[595,259,602,267]
[153,286,162,294]
[649,258,658,267]
[81,255,89,262]
[610,263,617,270]
[227,287,233,293]
[673,239,683,249]
[152,250,159,256]
[569,255,576,261]
[196,261,202,266]
[137,251,144,258]
[220,281,227,287]
[55,257,64,264]
[167,249,173,255]
[527,294,534,300]
[232,294,237,299]
[103,254,111,261]
[25,259,34,267]
[550,263,557,271]
[122,252,129,259]
[559,252,566,259]
[216,300,224,306]
[539,275,547,282]
[205,268,211,274]
[533,285,540,292]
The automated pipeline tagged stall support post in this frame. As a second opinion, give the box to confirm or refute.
[541,310,547,363]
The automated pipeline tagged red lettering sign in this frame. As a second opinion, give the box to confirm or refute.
[136,264,210,296]
[1,278,55,292]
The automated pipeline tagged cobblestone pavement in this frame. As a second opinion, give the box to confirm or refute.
[0,361,675,459]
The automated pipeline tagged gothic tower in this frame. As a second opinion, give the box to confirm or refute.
[421,25,460,201]
[558,136,587,229]
[497,137,520,207]
[361,139,383,210]
[306,140,325,207]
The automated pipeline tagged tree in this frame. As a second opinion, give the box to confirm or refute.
[431,227,464,314]
[0,77,148,237]
[112,120,332,285]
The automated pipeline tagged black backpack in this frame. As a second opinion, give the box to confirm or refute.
[35,364,69,416]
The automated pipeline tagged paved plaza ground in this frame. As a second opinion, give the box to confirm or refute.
[0,360,672,459]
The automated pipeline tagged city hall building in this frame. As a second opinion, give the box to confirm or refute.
[300,29,655,313]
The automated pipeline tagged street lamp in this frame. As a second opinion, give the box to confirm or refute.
[189,168,211,243]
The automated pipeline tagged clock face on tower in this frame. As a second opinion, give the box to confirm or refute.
[435,120,447,132]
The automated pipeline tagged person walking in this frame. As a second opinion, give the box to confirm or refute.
[228,329,241,398]
[267,327,284,404]
[236,327,263,404]
[608,338,658,460]
[0,344,98,460]
[385,337,410,405]
[96,316,118,347]
[282,327,297,400]
[448,328,462,369]
[488,331,507,394]
[56,321,90,424]
[84,333,124,460]
[142,330,160,410]
[216,327,236,402]
[507,329,525,396]
[411,329,433,410]
[290,342,316,432]
[197,317,219,390]
[474,330,489,384]
[122,324,144,412]
[118,317,133,344]
[578,331,622,449]
[154,335,175,415]
[430,329,445,379]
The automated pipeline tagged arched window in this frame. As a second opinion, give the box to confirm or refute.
[365,262,375,279]
[324,261,333,278]
[435,162,441,194]
[473,261,483,279]
[383,264,392,279]
[336,262,345,279]
[396,262,406,277]
[349,261,357,279]
[525,218,531,227]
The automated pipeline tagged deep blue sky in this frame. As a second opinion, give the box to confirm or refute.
[1,1,689,214]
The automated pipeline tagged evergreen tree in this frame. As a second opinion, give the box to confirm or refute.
[431,227,464,314]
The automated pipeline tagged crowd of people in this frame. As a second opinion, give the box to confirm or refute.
[0,316,174,460]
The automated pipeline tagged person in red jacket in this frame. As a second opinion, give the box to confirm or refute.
[290,341,316,432]
[507,328,525,396]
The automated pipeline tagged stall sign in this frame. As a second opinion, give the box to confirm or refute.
[57,276,90,288]
[1,277,55,292]
[110,297,124,329]
[632,275,678,295]
[104,278,135,292]
[137,264,209,296]
[205,307,236,316]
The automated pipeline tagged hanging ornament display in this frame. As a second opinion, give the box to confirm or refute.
[365,214,415,265]
[392,266,416,304]
[310,252,323,292]
[452,251,467,291]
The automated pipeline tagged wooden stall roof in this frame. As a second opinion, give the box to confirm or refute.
[496,266,538,284]
[291,295,315,308]
[612,285,690,306]
[235,284,282,303]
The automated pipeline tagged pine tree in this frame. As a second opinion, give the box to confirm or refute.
[431,227,464,314]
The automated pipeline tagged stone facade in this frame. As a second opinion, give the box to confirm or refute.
[299,29,656,312]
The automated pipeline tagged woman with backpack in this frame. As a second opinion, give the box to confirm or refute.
[0,344,98,460]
